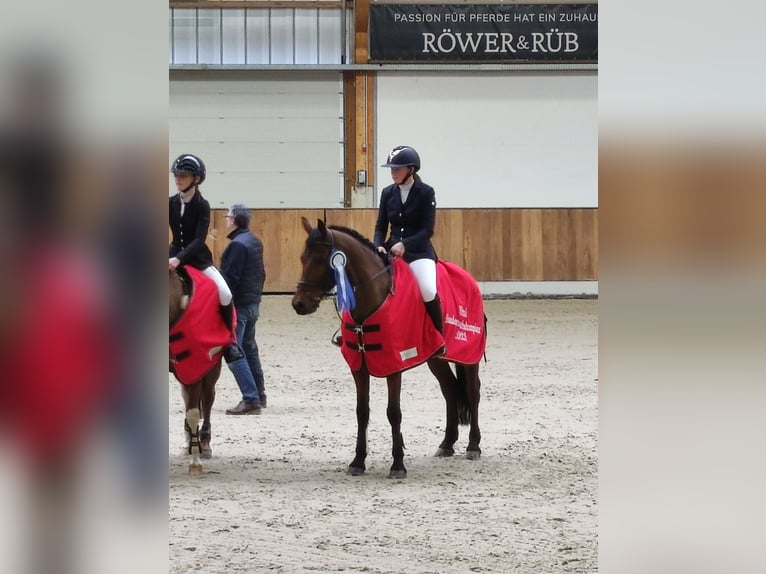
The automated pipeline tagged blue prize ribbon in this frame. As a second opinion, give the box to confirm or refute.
[330,251,356,312]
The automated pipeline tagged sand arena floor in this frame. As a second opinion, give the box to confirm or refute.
[169,296,597,573]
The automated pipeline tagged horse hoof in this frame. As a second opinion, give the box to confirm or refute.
[200,449,212,460]
[388,469,407,479]
[188,463,203,476]
[434,447,454,457]
[347,465,365,476]
[465,450,481,461]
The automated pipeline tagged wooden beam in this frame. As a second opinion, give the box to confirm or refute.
[354,0,369,63]
[347,0,375,198]
[343,73,356,206]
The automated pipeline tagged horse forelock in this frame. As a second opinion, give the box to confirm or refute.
[306,227,326,247]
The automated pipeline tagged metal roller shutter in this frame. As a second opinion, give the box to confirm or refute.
[170,70,343,208]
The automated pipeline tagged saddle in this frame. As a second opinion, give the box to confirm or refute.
[339,259,486,377]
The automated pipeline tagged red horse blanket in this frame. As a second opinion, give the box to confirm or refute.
[169,267,231,385]
[5,247,114,466]
[340,259,486,377]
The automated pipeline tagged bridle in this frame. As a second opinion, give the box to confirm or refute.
[295,228,392,304]
[295,231,336,301]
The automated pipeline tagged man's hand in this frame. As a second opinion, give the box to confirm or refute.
[169,257,181,270]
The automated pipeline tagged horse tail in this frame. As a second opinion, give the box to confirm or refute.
[455,364,471,426]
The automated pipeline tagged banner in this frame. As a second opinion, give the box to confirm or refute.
[369,3,597,63]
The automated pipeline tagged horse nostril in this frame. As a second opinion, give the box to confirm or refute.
[292,299,303,313]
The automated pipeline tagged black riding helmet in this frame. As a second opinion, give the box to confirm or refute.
[381,146,420,172]
[171,153,206,184]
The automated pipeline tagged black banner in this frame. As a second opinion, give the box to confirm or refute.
[369,3,597,63]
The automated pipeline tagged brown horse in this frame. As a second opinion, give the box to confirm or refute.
[169,267,221,475]
[292,218,484,479]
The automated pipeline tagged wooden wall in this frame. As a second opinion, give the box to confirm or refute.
[202,208,597,292]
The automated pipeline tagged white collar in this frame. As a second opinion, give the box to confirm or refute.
[180,189,196,203]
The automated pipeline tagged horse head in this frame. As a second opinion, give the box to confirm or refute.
[292,217,390,322]
[292,218,336,315]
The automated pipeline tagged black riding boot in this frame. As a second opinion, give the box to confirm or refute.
[220,303,244,363]
[424,295,444,335]
[424,295,446,356]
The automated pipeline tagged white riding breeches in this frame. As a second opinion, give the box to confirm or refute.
[203,265,232,305]
[409,258,437,302]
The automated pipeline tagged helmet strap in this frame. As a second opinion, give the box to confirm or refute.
[180,181,196,194]
[393,168,414,186]
[178,175,200,194]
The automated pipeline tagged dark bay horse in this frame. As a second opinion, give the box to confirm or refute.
[169,267,221,475]
[292,218,484,478]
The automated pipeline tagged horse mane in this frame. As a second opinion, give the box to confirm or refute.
[328,225,379,256]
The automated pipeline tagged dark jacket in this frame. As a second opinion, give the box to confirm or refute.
[169,191,214,269]
[373,179,437,263]
[220,228,266,307]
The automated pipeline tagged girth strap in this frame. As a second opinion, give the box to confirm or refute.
[344,322,381,333]
[344,321,383,352]
[345,341,383,352]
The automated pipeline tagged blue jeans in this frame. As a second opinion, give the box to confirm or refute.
[227,302,266,403]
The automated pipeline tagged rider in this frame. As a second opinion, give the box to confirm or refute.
[168,153,243,363]
[374,145,444,342]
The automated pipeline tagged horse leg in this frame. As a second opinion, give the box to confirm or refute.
[462,363,482,460]
[348,367,370,476]
[386,373,406,479]
[179,384,192,454]
[199,363,220,460]
[182,381,204,475]
[428,358,459,457]
[186,406,203,475]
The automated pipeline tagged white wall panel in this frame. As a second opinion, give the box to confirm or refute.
[270,9,294,65]
[222,9,245,64]
[318,9,342,64]
[376,72,597,208]
[170,72,343,209]
[197,10,221,64]
[294,11,319,64]
[245,10,270,65]
[170,8,342,65]
[172,9,196,64]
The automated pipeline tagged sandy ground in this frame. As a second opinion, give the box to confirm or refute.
[169,296,598,573]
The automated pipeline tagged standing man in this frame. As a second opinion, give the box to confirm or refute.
[220,204,268,414]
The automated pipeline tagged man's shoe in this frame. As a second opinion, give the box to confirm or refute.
[259,396,267,408]
[225,400,262,415]
[223,343,244,363]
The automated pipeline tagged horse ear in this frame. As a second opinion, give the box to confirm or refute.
[301,217,312,235]
[317,219,326,234]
